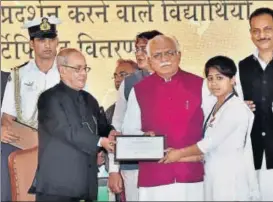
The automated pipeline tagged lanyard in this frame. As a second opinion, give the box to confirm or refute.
[202,93,235,137]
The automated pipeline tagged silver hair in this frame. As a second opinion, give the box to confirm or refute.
[56,55,68,67]
[56,48,82,67]
[146,35,181,57]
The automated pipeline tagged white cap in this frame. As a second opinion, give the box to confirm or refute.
[22,16,61,39]
[22,16,61,29]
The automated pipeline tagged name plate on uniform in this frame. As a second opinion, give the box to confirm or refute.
[9,120,38,150]
[114,135,165,161]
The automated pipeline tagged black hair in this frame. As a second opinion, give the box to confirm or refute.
[205,56,237,79]
[249,7,273,25]
[136,30,163,41]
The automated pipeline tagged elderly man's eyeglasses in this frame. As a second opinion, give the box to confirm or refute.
[112,72,131,79]
[62,64,91,73]
[151,50,179,60]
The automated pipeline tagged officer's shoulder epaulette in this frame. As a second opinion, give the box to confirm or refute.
[8,61,29,82]
[11,61,29,71]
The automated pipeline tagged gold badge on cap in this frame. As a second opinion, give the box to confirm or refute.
[40,18,51,31]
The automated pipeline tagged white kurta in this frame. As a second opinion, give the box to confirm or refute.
[108,81,126,173]
[108,80,139,201]
[197,96,260,201]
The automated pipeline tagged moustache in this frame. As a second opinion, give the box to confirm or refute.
[160,62,171,67]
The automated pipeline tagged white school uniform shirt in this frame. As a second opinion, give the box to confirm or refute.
[1,59,60,120]
[197,95,260,201]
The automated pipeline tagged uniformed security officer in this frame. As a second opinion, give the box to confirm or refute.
[1,16,61,201]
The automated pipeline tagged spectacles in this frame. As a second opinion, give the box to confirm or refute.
[112,72,131,79]
[151,50,179,60]
[133,47,147,54]
[62,64,91,73]
[250,26,273,37]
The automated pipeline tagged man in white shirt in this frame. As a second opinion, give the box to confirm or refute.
[238,7,273,201]
[105,59,138,201]
[1,16,61,201]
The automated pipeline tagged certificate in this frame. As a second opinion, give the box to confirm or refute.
[114,135,165,161]
[9,120,38,150]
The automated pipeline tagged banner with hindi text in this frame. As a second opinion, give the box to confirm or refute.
[1,0,271,109]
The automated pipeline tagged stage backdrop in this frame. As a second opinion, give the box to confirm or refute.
[1,0,272,109]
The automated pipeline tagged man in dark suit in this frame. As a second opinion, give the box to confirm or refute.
[33,48,116,202]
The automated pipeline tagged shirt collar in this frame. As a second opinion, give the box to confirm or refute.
[252,49,273,64]
[31,57,58,73]
[253,49,259,60]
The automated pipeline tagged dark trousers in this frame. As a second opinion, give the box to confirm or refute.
[1,143,20,202]
[36,193,82,202]
[36,193,94,202]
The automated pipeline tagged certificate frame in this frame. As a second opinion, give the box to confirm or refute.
[114,135,165,161]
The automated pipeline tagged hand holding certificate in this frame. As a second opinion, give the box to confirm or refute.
[114,135,165,161]
[9,120,38,150]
